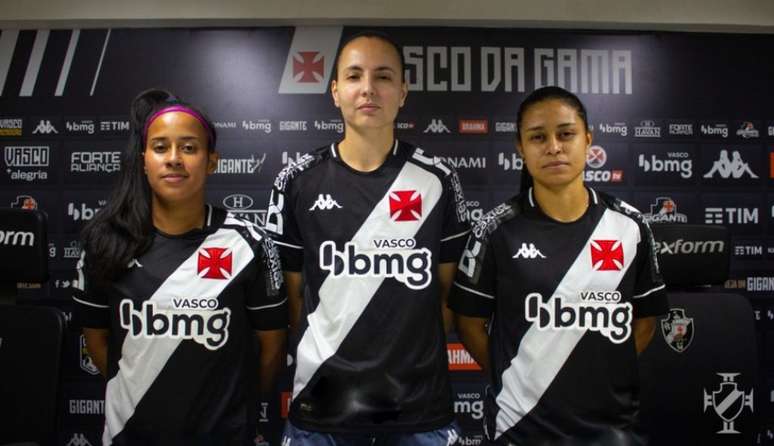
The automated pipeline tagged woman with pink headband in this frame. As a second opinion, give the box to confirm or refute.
[72,89,287,445]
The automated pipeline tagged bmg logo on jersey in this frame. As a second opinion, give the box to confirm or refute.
[526,292,633,343]
[119,299,231,350]
[319,241,432,289]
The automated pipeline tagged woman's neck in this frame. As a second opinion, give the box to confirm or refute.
[532,180,589,223]
[338,127,395,172]
[152,196,206,234]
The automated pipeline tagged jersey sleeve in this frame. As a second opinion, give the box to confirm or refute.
[71,252,110,329]
[631,221,669,318]
[439,168,471,263]
[245,236,289,330]
[265,168,304,272]
[448,228,497,318]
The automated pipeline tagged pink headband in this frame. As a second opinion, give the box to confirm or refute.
[142,105,214,146]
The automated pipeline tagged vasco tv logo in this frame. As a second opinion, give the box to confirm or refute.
[584,145,623,183]
[319,241,432,289]
[120,299,231,350]
[526,292,632,343]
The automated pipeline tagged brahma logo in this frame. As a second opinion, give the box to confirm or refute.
[293,51,324,83]
[389,190,422,221]
[590,240,623,271]
[459,119,488,134]
[278,27,342,94]
[447,343,481,371]
[197,247,233,280]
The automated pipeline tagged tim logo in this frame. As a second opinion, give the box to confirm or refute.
[389,190,422,222]
[197,247,233,280]
[703,373,754,434]
[293,51,324,83]
[590,240,623,271]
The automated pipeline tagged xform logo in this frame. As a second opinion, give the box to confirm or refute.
[0,230,34,246]
[120,300,231,350]
[597,122,628,136]
[704,150,758,179]
[655,239,724,255]
[423,119,451,134]
[309,194,342,211]
[526,292,632,343]
[498,152,523,171]
[68,201,105,221]
[319,241,432,289]
[637,152,692,178]
[512,243,546,259]
[704,207,758,225]
[32,119,58,134]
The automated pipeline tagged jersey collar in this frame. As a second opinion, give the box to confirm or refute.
[526,186,599,208]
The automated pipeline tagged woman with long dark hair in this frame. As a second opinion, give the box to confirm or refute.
[450,86,668,445]
[73,89,287,445]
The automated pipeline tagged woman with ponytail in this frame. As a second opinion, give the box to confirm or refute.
[449,86,668,445]
[73,89,287,446]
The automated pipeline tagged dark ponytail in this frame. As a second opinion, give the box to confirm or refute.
[515,86,589,193]
[79,88,217,286]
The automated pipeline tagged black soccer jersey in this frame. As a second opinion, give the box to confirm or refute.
[449,188,668,444]
[72,206,286,445]
[266,140,470,433]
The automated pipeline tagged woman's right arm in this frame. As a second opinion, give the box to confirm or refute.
[455,314,491,375]
[83,327,109,377]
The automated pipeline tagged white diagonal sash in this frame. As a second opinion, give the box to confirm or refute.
[293,161,442,398]
[103,228,254,444]
[494,209,640,438]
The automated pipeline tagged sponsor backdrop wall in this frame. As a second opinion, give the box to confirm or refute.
[1,26,773,444]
